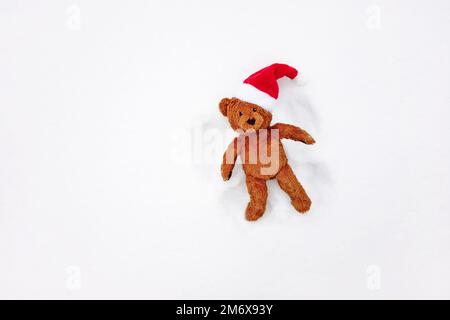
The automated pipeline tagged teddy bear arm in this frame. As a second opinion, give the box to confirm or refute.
[271,123,315,144]
[221,138,240,181]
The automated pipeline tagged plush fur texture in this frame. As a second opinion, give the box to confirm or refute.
[220,97,315,221]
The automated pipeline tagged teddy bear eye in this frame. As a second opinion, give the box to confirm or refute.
[252,108,256,112]
[239,111,243,116]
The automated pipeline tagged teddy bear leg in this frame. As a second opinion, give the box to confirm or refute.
[276,164,311,213]
[245,175,268,221]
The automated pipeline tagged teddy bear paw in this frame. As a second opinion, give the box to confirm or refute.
[291,197,311,214]
[304,135,316,145]
[245,203,265,221]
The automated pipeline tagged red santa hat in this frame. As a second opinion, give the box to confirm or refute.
[236,63,298,112]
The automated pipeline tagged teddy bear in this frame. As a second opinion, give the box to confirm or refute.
[219,63,315,221]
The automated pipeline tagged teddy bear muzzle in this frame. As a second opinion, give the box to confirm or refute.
[246,118,256,125]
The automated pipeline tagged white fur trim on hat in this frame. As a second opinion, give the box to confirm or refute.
[235,83,276,112]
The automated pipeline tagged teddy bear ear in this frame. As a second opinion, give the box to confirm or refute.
[219,98,230,116]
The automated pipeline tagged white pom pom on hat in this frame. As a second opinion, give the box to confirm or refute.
[235,63,298,112]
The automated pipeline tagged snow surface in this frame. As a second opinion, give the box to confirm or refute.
[0,0,449,299]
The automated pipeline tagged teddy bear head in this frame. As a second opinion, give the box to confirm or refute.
[219,97,272,131]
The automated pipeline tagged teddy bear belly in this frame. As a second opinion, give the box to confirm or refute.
[240,141,288,180]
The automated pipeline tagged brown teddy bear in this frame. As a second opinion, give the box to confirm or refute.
[219,63,315,221]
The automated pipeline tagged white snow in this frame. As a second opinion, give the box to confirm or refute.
[0,0,449,299]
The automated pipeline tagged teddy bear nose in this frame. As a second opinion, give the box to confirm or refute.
[246,118,256,125]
